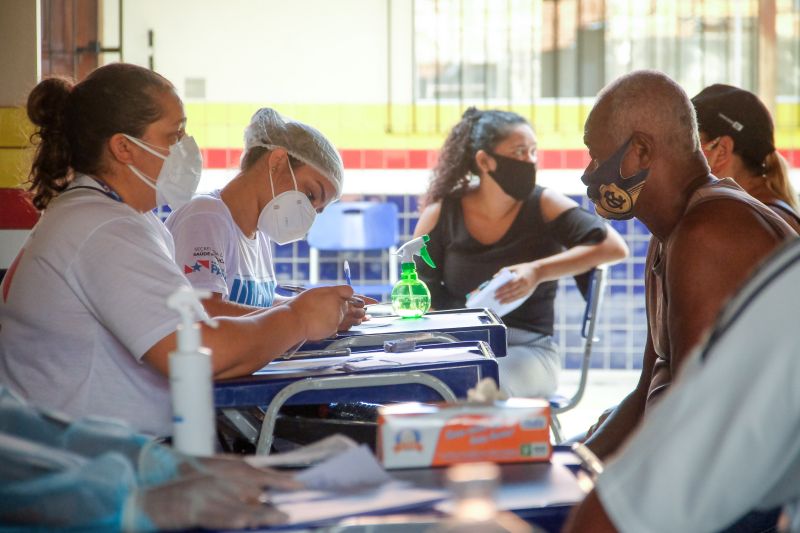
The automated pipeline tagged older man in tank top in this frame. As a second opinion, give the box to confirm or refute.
[579,70,796,461]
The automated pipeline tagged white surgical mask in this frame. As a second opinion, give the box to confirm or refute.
[124,134,203,211]
[257,158,317,245]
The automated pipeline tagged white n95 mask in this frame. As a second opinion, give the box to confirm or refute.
[124,134,203,210]
[257,158,317,245]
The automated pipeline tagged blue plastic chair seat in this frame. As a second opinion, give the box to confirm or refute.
[307,202,399,251]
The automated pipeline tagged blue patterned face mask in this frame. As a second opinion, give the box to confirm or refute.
[581,137,649,220]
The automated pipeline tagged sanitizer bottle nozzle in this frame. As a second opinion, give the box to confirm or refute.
[390,235,436,318]
[167,288,219,352]
[396,235,436,268]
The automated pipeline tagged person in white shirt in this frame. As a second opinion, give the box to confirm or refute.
[0,63,353,436]
[564,239,800,533]
[166,108,372,327]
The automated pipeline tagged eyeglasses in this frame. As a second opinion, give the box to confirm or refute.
[702,137,721,152]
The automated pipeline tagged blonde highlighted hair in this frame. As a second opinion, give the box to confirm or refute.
[764,151,799,211]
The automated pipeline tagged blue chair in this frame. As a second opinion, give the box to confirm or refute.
[306,201,400,296]
[549,266,607,443]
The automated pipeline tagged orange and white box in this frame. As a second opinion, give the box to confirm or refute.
[377,399,551,469]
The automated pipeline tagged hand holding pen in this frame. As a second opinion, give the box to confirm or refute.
[282,285,355,342]
[280,284,365,306]
[279,282,377,332]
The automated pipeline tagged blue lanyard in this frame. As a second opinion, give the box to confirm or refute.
[68,177,124,203]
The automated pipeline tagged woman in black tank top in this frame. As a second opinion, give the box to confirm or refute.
[413,108,629,398]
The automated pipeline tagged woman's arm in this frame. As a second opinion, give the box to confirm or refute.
[413,201,449,310]
[143,285,353,379]
[495,189,628,304]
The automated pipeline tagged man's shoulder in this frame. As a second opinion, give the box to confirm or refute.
[674,195,775,246]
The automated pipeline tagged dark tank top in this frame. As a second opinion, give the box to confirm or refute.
[418,186,606,335]
[645,178,796,403]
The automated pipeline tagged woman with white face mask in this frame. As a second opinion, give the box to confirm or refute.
[166,108,373,327]
[0,64,352,438]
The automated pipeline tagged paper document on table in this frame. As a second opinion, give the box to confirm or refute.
[465,268,528,317]
[244,435,359,469]
[245,444,446,529]
[295,444,393,491]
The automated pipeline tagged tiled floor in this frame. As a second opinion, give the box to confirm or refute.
[553,368,640,441]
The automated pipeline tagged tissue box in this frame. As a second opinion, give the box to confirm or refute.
[377,399,551,469]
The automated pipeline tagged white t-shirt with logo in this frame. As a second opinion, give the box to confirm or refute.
[0,175,200,436]
[596,241,800,533]
[166,190,276,308]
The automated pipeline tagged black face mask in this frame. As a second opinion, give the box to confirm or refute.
[488,153,537,201]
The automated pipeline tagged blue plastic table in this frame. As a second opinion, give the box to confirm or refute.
[295,308,508,357]
[215,341,499,453]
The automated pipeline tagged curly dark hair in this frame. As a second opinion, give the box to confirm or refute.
[26,63,173,210]
[422,107,529,206]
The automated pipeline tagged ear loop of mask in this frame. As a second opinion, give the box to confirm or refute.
[268,155,299,198]
[123,134,169,161]
[123,134,167,219]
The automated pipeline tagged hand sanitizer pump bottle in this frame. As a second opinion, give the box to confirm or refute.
[391,235,437,318]
[166,287,219,456]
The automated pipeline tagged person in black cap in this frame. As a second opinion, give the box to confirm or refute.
[692,84,800,233]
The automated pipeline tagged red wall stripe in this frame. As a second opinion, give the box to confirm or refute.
[200,148,800,170]
[199,148,629,170]
[0,189,39,230]
[3,148,797,231]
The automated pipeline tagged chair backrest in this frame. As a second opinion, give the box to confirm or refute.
[552,265,607,415]
[549,266,607,443]
[307,201,399,251]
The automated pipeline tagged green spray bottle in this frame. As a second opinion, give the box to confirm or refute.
[391,234,437,318]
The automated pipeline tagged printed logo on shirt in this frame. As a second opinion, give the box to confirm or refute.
[184,246,226,280]
[230,278,276,307]
[184,258,226,279]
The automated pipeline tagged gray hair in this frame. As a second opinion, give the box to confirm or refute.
[593,70,700,156]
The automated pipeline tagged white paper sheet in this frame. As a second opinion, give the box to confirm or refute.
[244,435,359,469]
[465,268,528,317]
[238,445,446,530]
[295,444,392,491]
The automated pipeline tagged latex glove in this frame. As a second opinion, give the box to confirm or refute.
[494,262,542,304]
[338,294,379,331]
[181,454,302,491]
[288,286,352,340]
[123,473,288,531]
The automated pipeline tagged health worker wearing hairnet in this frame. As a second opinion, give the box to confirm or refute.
[0,64,353,438]
[166,108,371,329]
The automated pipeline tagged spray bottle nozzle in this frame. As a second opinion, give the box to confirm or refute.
[394,235,436,269]
[167,287,218,353]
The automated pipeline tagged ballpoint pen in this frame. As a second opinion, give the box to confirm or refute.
[279,283,364,306]
[279,284,308,294]
[343,260,352,287]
